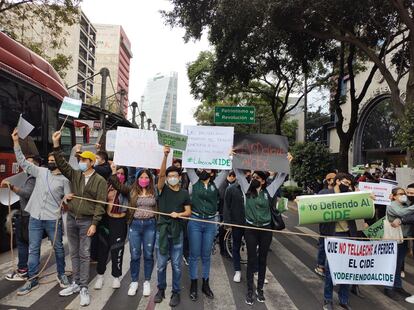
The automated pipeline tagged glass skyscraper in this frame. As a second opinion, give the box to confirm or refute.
[141,72,181,132]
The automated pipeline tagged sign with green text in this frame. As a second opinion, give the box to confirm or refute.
[157,129,188,151]
[297,191,375,225]
[214,106,255,124]
[173,149,183,159]
[363,217,385,240]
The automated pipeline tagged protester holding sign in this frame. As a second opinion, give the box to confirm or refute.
[185,168,227,301]
[52,131,107,307]
[10,129,71,296]
[234,167,287,306]
[383,187,414,301]
[154,146,192,307]
[106,165,157,297]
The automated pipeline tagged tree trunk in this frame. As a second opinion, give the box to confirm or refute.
[338,139,351,173]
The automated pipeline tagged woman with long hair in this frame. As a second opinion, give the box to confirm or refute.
[108,165,157,297]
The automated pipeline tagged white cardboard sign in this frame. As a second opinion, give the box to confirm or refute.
[358,182,395,205]
[105,130,117,152]
[59,96,82,118]
[113,127,172,169]
[0,172,27,206]
[17,114,34,139]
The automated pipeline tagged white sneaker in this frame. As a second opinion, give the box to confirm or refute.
[94,274,104,290]
[112,277,121,289]
[406,295,414,303]
[59,282,80,297]
[254,272,269,284]
[79,287,90,307]
[233,271,241,283]
[128,282,138,296]
[143,281,151,296]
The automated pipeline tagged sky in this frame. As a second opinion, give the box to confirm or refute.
[81,0,210,126]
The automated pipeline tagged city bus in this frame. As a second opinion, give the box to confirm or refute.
[0,31,135,252]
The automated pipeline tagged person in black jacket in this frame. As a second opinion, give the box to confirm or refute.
[94,150,112,180]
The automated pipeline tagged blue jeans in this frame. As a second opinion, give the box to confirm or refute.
[232,227,244,272]
[386,240,407,290]
[188,215,217,279]
[324,232,350,305]
[15,215,29,270]
[155,232,183,293]
[317,237,326,267]
[28,217,65,278]
[128,218,156,282]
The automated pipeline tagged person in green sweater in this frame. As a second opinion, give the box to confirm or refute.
[51,131,107,307]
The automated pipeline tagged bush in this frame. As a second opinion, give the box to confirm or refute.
[281,185,303,200]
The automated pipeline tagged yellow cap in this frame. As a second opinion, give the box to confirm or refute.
[78,151,96,162]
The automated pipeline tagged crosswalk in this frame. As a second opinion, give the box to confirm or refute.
[0,222,414,309]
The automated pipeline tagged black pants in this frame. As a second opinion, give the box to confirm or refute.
[245,224,272,292]
[96,215,127,277]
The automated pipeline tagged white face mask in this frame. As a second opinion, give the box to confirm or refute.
[167,177,179,187]
[399,195,408,204]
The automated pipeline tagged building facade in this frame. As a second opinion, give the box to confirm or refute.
[94,24,133,116]
[141,72,181,132]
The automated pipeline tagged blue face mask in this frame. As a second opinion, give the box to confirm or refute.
[79,162,88,172]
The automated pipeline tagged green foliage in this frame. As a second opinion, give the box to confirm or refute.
[397,103,414,153]
[280,186,303,201]
[47,53,72,79]
[290,142,334,188]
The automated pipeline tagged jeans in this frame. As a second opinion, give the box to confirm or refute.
[66,214,92,288]
[232,227,244,272]
[188,215,217,279]
[317,237,326,267]
[15,215,29,270]
[28,217,65,279]
[128,218,156,282]
[155,232,183,293]
[96,215,127,277]
[324,232,350,304]
[245,224,272,292]
[386,240,407,290]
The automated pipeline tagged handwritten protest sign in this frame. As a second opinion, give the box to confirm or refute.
[105,130,117,152]
[182,126,234,170]
[157,129,188,151]
[232,134,289,173]
[113,127,172,169]
[17,114,34,139]
[325,238,397,286]
[358,182,394,205]
[59,97,82,118]
[363,217,385,239]
[297,191,375,225]
[0,172,27,206]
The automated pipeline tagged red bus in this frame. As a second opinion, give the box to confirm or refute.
[0,31,134,252]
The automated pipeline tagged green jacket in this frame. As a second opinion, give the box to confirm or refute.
[53,147,107,225]
[191,181,219,217]
[244,190,272,227]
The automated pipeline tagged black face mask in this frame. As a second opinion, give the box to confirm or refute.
[48,163,57,171]
[250,179,261,189]
[407,195,414,204]
[199,170,210,181]
[246,175,252,183]
[339,184,350,193]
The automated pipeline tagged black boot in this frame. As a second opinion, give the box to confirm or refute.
[154,289,165,303]
[202,278,214,299]
[190,279,198,301]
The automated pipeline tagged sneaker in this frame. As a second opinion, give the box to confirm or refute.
[94,274,104,290]
[254,272,268,284]
[79,287,90,307]
[245,291,254,305]
[401,271,406,278]
[59,282,80,297]
[143,281,151,296]
[323,300,333,310]
[128,282,138,296]
[256,289,265,303]
[315,266,325,277]
[154,289,165,303]
[17,279,39,296]
[406,295,414,303]
[395,287,411,298]
[5,269,27,282]
[57,274,70,288]
[169,292,180,307]
[112,277,121,289]
[233,271,241,283]
[183,256,189,266]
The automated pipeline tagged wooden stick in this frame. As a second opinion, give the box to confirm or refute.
[59,115,69,132]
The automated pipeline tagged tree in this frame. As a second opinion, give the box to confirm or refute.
[0,0,81,76]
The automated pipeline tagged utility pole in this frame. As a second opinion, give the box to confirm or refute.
[131,101,138,126]
[140,111,146,129]
[147,118,152,130]
[99,67,110,132]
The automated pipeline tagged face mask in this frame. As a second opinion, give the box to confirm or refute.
[399,195,408,204]
[167,177,179,187]
[117,174,126,183]
[246,176,252,183]
[139,178,150,188]
[339,183,350,193]
[79,162,88,172]
[407,195,414,204]
[48,163,57,171]
[250,179,261,189]
[199,170,210,181]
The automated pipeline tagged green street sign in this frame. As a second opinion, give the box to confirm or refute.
[214,106,255,124]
